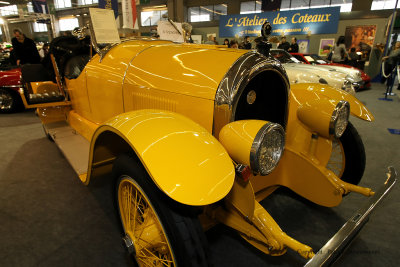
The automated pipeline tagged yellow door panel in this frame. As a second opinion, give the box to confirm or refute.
[65,74,92,120]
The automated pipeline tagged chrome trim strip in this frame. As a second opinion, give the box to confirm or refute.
[304,166,397,267]
[213,51,289,138]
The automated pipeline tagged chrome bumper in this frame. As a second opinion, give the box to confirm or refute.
[304,166,397,267]
[352,80,364,91]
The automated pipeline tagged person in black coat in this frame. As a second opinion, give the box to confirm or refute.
[288,37,299,53]
[242,36,252,50]
[277,36,290,51]
[11,28,41,65]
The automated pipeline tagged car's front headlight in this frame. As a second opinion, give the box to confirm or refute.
[219,120,285,176]
[250,123,285,175]
[297,99,350,139]
[329,100,350,138]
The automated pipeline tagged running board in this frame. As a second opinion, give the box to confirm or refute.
[304,166,397,266]
[45,121,89,176]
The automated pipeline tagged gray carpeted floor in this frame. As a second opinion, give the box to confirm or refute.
[0,83,399,266]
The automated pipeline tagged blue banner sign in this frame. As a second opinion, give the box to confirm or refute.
[99,0,119,18]
[219,7,340,37]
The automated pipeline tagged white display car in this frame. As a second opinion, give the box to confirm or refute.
[270,49,362,95]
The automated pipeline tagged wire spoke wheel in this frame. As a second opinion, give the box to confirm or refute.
[326,122,366,186]
[327,139,345,177]
[113,154,209,267]
[118,177,175,267]
[0,89,14,111]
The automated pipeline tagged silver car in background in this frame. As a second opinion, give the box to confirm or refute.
[270,49,362,95]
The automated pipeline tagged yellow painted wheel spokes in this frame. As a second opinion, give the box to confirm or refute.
[119,178,175,267]
[327,140,345,177]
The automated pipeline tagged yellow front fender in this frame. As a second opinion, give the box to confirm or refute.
[252,83,374,205]
[290,83,374,122]
[86,109,235,206]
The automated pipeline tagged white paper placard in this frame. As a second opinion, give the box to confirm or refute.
[191,35,202,44]
[89,8,120,44]
[157,21,184,43]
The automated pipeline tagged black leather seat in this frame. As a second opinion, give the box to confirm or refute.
[20,64,65,104]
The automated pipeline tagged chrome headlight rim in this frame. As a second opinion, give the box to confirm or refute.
[342,79,356,95]
[329,100,350,138]
[250,122,285,176]
[342,79,351,89]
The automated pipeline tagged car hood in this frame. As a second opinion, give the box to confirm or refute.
[316,64,362,81]
[284,62,346,74]
[88,40,251,101]
[283,63,347,88]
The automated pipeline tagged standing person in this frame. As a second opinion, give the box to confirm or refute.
[242,36,252,50]
[11,29,40,65]
[223,38,230,47]
[288,37,299,53]
[277,36,290,51]
[38,43,50,60]
[213,36,219,45]
[230,40,239,49]
[204,35,215,45]
[331,36,348,64]
[382,41,400,90]
[348,47,358,67]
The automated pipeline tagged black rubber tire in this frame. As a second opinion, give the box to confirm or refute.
[0,88,21,113]
[112,153,209,267]
[337,122,366,185]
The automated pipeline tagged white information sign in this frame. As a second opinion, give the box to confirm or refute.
[191,35,202,44]
[89,8,120,44]
[157,21,184,43]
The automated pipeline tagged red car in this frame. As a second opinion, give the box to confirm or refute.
[290,53,371,91]
[0,63,54,112]
[0,66,23,112]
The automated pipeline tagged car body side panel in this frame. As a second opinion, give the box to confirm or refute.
[65,73,92,120]
[122,84,215,132]
[0,68,21,87]
[88,109,235,206]
[84,40,172,124]
[84,41,247,127]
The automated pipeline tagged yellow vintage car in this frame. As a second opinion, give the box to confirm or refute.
[18,19,396,266]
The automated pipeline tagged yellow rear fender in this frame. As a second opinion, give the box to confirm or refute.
[290,83,374,122]
[86,109,235,206]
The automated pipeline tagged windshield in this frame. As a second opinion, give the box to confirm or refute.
[270,50,301,64]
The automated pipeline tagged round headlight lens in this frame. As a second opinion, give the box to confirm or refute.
[250,123,285,175]
[330,100,350,138]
